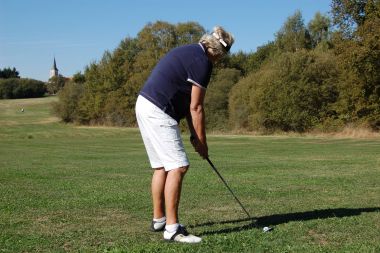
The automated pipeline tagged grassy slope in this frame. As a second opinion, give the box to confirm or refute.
[0,97,379,252]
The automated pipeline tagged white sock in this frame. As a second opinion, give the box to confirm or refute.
[152,216,166,230]
[165,223,179,233]
[153,216,166,223]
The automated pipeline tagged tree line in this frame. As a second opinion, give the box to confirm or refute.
[0,67,46,99]
[54,0,380,132]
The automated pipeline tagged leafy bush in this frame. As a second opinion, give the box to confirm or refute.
[230,50,339,132]
[53,81,84,122]
[332,6,380,130]
[205,68,241,130]
[47,75,67,95]
[0,78,46,99]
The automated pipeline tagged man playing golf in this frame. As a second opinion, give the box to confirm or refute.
[135,26,234,243]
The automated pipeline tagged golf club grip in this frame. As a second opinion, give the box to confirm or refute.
[206,158,251,219]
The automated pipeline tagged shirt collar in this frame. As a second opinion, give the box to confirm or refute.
[198,43,205,52]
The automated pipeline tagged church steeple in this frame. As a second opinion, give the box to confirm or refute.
[52,58,58,71]
[49,57,59,79]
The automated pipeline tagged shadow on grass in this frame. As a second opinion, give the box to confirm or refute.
[191,207,380,236]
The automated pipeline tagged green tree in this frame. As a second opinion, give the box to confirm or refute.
[220,42,277,76]
[53,81,84,122]
[72,72,85,84]
[230,50,339,132]
[228,76,252,130]
[246,42,277,73]
[0,78,46,99]
[331,0,369,37]
[333,0,380,130]
[77,37,140,125]
[47,75,66,94]
[308,12,332,48]
[224,51,248,75]
[205,68,241,130]
[175,22,205,46]
[0,67,20,79]
[275,10,312,52]
[136,21,177,62]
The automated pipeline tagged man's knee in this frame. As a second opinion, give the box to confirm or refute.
[177,165,189,175]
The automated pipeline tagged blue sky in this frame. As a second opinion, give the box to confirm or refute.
[0,0,331,81]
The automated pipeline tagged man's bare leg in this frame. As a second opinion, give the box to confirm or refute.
[164,166,188,225]
[151,167,167,219]
[163,165,201,243]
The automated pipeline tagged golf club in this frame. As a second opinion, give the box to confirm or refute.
[206,157,252,219]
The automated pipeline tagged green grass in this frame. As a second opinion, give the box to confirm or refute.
[0,97,379,252]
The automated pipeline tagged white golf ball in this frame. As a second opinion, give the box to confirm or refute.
[263,226,271,232]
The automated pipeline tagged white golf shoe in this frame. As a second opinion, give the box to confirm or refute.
[151,220,166,232]
[164,225,202,243]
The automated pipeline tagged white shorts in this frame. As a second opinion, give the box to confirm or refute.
[135,95,189,171]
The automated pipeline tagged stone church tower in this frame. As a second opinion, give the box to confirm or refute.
[49,57,59,79]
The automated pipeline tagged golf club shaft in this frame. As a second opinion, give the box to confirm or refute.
[206,157,251,219]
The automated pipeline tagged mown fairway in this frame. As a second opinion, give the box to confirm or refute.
[0,97,379,252]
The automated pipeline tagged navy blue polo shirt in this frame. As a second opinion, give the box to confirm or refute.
[139,43,213,123]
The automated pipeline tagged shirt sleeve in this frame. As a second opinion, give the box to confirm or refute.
[186,58,212,89]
